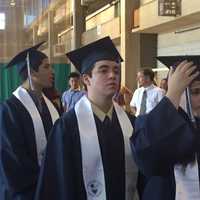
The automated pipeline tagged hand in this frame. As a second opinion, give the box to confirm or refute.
[166,60,199,108]
[120,86,133,105]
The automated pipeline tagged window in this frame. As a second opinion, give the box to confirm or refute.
[24,15,36,26]
[0,13,5,30]
[158,0,181,16]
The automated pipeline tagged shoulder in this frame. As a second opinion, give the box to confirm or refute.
[134,87,142,92]
[0,96,27,137]
[152,86,165,94]
[152,85,162,91]
[0,95,23,114]
[133,87,142,96]
[127,113,136,126]
[62,90,70,97]
[62,109,77,123]
[79,90,86,95]
[51,109,78,138]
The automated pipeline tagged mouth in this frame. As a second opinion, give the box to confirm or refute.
[49,76,54,84]
[107,83,118,89]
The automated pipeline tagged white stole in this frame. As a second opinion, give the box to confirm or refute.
[174,159,200,200]
[13,86,59,166]
[75,95,138,200]
[174,92,200,199]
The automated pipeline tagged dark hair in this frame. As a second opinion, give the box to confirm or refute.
[20,67,40,81]
[141,68,155,81]
[19,51,47,81]
[68,72,80,79]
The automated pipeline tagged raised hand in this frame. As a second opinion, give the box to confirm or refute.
[166,60,199,108]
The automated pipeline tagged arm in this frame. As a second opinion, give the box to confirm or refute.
[61,92,68,112]
[131,61,199,176]
[130,89,138,115]
[157,88,165,102]
[34,115,76,200]
[131,97,195,176]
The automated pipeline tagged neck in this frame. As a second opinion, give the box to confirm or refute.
[71,87,79,91]
[193,109,200,118]
[22,80,43,97]
[88,92,113,113]
[143,83,152,88]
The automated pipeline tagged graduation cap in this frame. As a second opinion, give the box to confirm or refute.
[156,55,200,68]
[66,36,123,74]
[157,55,200,125]
[6,41,47,90]
[6,41,47,73]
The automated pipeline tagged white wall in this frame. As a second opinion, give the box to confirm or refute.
[157,25,200,68]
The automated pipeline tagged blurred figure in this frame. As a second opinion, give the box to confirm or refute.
[113,86,133,113]
[61,72,85,111]
[160,78,168,93]
[130,68,165,199]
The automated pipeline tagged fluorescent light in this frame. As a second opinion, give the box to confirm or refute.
[10,1,16,7]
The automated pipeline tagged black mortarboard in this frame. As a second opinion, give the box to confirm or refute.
[156,55,200,68]
[66,36,123,74]
[157,55,200,124]
[6,41,47,73]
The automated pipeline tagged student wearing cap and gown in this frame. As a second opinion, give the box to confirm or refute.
[0,44,60,200]
[131,56,200,200]
[34,37,139,200]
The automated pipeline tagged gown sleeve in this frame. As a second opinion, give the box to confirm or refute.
[0,102,38,200]
[130,97,195,176]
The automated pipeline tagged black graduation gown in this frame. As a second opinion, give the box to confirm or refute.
[0,95,54,200]
[130,97,196,200]
[34,108,136,200]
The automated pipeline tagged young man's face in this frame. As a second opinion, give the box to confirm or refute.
[69,77,80,90]
[32,58,54,89]
[190,80,200,116]
[84,60,120,99]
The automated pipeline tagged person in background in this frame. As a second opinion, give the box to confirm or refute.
[34,36,139,200]
[130,68,165,116]
[130,68,165,198]
[0,43,60,200]
[113,86,133,114]
[61,72,85,111]
[159,78,168,93]
[131,56,200,200]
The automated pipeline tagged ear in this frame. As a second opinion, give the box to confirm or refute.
[82,74,91,86]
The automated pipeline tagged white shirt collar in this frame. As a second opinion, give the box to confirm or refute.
[142,84,155,91]
[90,102,113,122]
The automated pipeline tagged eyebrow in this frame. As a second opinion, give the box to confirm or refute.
[97,64,119,69]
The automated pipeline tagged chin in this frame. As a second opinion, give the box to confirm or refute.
[44,84,52,89]
[106,91,116,98]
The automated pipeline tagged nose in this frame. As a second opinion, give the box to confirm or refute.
[49,67,55,77]
[109,69,117,79]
